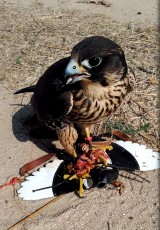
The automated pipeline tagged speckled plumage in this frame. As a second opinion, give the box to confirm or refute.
[15,36,135,157]
[57,66,135,155]
[67,67,135,126]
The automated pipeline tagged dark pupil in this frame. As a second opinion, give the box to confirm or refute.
[89,57,100,67]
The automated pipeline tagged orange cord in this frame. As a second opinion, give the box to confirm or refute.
[0,177,22,189]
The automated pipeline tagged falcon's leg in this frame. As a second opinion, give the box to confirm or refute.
[61,126,112,197]
[84,127,93,148]
[56,124,78,158]
[84,127,112,152]
[83,127,109,166]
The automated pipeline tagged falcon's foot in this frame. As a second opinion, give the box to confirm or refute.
[64,147,112,197]
[64,173,90,197]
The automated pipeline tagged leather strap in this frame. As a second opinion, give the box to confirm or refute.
[112,130,136,143]
[20,153,54,176]
[19,131,135,176]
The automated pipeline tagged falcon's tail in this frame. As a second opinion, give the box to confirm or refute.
[14,85,36,94]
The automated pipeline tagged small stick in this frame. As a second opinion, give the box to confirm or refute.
[8,195,63,230]
[107,221,111,230]
[132,99,156,119]
[138,132,158,148]
[137,66,155,74]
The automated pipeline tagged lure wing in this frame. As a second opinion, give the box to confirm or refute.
[114,141,160,171]
[18,141,160,200]
[18,159,63,200]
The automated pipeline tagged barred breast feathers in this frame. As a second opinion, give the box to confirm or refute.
[66,66,136,125]
[79,67,135,101]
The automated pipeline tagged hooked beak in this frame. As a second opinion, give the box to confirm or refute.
[65,58,90,84]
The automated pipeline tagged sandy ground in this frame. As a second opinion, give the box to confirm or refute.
[21,0,159,25]
[0,0,159,229]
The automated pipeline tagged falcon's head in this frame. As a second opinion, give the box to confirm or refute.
[65,36,128,86]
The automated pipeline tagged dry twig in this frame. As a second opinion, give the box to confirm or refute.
[8,196,63,230]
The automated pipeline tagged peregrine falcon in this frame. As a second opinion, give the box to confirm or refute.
[15,36,135,158]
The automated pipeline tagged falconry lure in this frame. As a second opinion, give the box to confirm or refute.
[18,141,160,200]
[15,36,160,199]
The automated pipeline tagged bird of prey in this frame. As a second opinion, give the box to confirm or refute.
[15,36,135,158]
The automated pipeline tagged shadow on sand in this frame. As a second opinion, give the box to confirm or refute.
[12,103,63,156]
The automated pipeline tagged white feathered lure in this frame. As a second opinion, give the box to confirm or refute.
[114,141,160,171]
[18,141,160,200]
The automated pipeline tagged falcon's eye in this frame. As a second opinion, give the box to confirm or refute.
[89,57,102,67]
[81,57,102,68]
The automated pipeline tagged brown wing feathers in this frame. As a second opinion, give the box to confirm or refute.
[14,36,135,156]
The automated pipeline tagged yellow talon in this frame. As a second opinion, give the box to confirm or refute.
[81,173,90,179]
[73,152,77,158]
[64,172,91,197]
[92,145,113,151]
[64,174,78,180]
[69,175,79,180]
[98,155,108,166]
[79,178,84,197]
[105,145,113,151]
[63,174,71,180]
